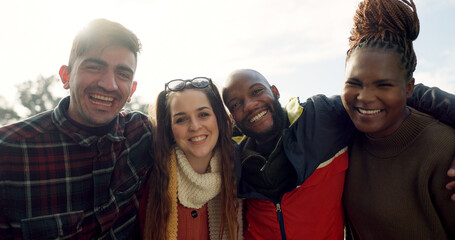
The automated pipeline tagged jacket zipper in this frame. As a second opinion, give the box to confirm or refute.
[276,202,287,240]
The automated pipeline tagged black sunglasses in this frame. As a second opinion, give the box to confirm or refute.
[165,77,212,92]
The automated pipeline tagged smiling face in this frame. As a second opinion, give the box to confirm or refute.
[342,48,414,138]
[223,71,284,143]
[66,44,137,127]
[170,89,219,164]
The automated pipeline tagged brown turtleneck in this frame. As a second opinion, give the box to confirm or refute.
[343,108,455,240]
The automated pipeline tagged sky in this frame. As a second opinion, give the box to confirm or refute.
[1,0,454,113]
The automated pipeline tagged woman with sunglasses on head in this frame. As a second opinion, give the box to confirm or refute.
[342,0,455,239]
[139,77,242,240]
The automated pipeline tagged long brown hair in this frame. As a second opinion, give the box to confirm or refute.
[347,0,420,79]
[143,82,239,240]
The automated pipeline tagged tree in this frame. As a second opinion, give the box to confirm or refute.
[0,96,20,125]
[16,75,63,117]
[125,96,150,114]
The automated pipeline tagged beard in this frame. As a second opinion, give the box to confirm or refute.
[237,95,286,142]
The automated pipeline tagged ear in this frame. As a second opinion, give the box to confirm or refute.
[59,65,70,90]
[127,81,138,103]
[405,77,415,99]
[271,85,280,99]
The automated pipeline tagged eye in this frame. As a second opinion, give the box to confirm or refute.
[86,64,102,71]
[174,117,187,124]
[117,71,132,80]
[345,80,361,87]
[377,83,393,87]
[199,112,210,118]
[252,88,263,96]
[230,102,241,112]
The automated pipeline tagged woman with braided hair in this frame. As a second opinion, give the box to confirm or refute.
[342,0,455,239]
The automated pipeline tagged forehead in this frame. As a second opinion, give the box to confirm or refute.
[169,89,211,113]
[346,48,403,77]
[77,44,137,70]
[224,74,266,99]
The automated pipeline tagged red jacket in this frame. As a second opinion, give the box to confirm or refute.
[237,96,353,240]
[243,149,348,239]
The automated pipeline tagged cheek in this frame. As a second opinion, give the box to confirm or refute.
[171,125,185,141]
[341,89,354,106]
[384,90,407,106]
[119,81,133,94]
[232,113,242,123]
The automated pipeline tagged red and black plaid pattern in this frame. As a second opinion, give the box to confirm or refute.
[0,97,154,240]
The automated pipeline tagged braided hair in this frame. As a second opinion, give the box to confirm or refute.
[347,0,420,79]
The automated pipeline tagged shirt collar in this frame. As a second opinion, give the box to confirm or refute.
[52,96,125,146]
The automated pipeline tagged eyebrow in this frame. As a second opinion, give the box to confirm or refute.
[82,58,134,74]
[172,106,210,118]
[374,79,394,83]
[249,83,263,90]
[226,97,237,106]
[346,78,395,85]
[346,77,360,82]
[116,65,135,74]
[82,58,107,66]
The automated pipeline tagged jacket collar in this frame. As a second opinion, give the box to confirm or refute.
[285,97,303,126]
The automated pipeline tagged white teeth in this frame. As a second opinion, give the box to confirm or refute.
[190,136,206,142]
[358,108,381,114]
[91,94,114,101]
[250,111,267,123]
[90,99,113,107]
[90,94,114,107]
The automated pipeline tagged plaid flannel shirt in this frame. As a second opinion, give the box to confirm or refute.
[0,96,154,240]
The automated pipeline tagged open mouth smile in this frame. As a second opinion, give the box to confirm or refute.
[249,110,268,123]
[189,135,207,142]
[90,94,114,107]
[357,108,382,115]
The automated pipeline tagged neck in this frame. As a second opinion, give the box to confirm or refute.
[255,132,280,145]
[255,108,287,144]
[186,154,211,174]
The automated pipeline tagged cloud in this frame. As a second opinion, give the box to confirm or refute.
[415,43,455,93]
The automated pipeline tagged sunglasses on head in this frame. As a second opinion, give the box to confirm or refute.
[165,77,212,92]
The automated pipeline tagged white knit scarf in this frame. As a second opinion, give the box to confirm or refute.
[175,146,221,209]
[168,146,243,240]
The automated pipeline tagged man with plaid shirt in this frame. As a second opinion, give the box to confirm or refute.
[0,19,153,239]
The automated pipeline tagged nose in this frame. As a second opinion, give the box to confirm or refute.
[243,97,257,113]
[189,117,202,131]
[98,69,119,91]
[356,87,375,102]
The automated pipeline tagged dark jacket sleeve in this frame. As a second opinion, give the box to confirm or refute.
[284,95,355,183]
[233,141,243,193]
[408,83,455,126]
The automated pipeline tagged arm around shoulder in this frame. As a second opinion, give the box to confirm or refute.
[408,83,455,126]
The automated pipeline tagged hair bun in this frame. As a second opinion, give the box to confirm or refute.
[350,0,419,46]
